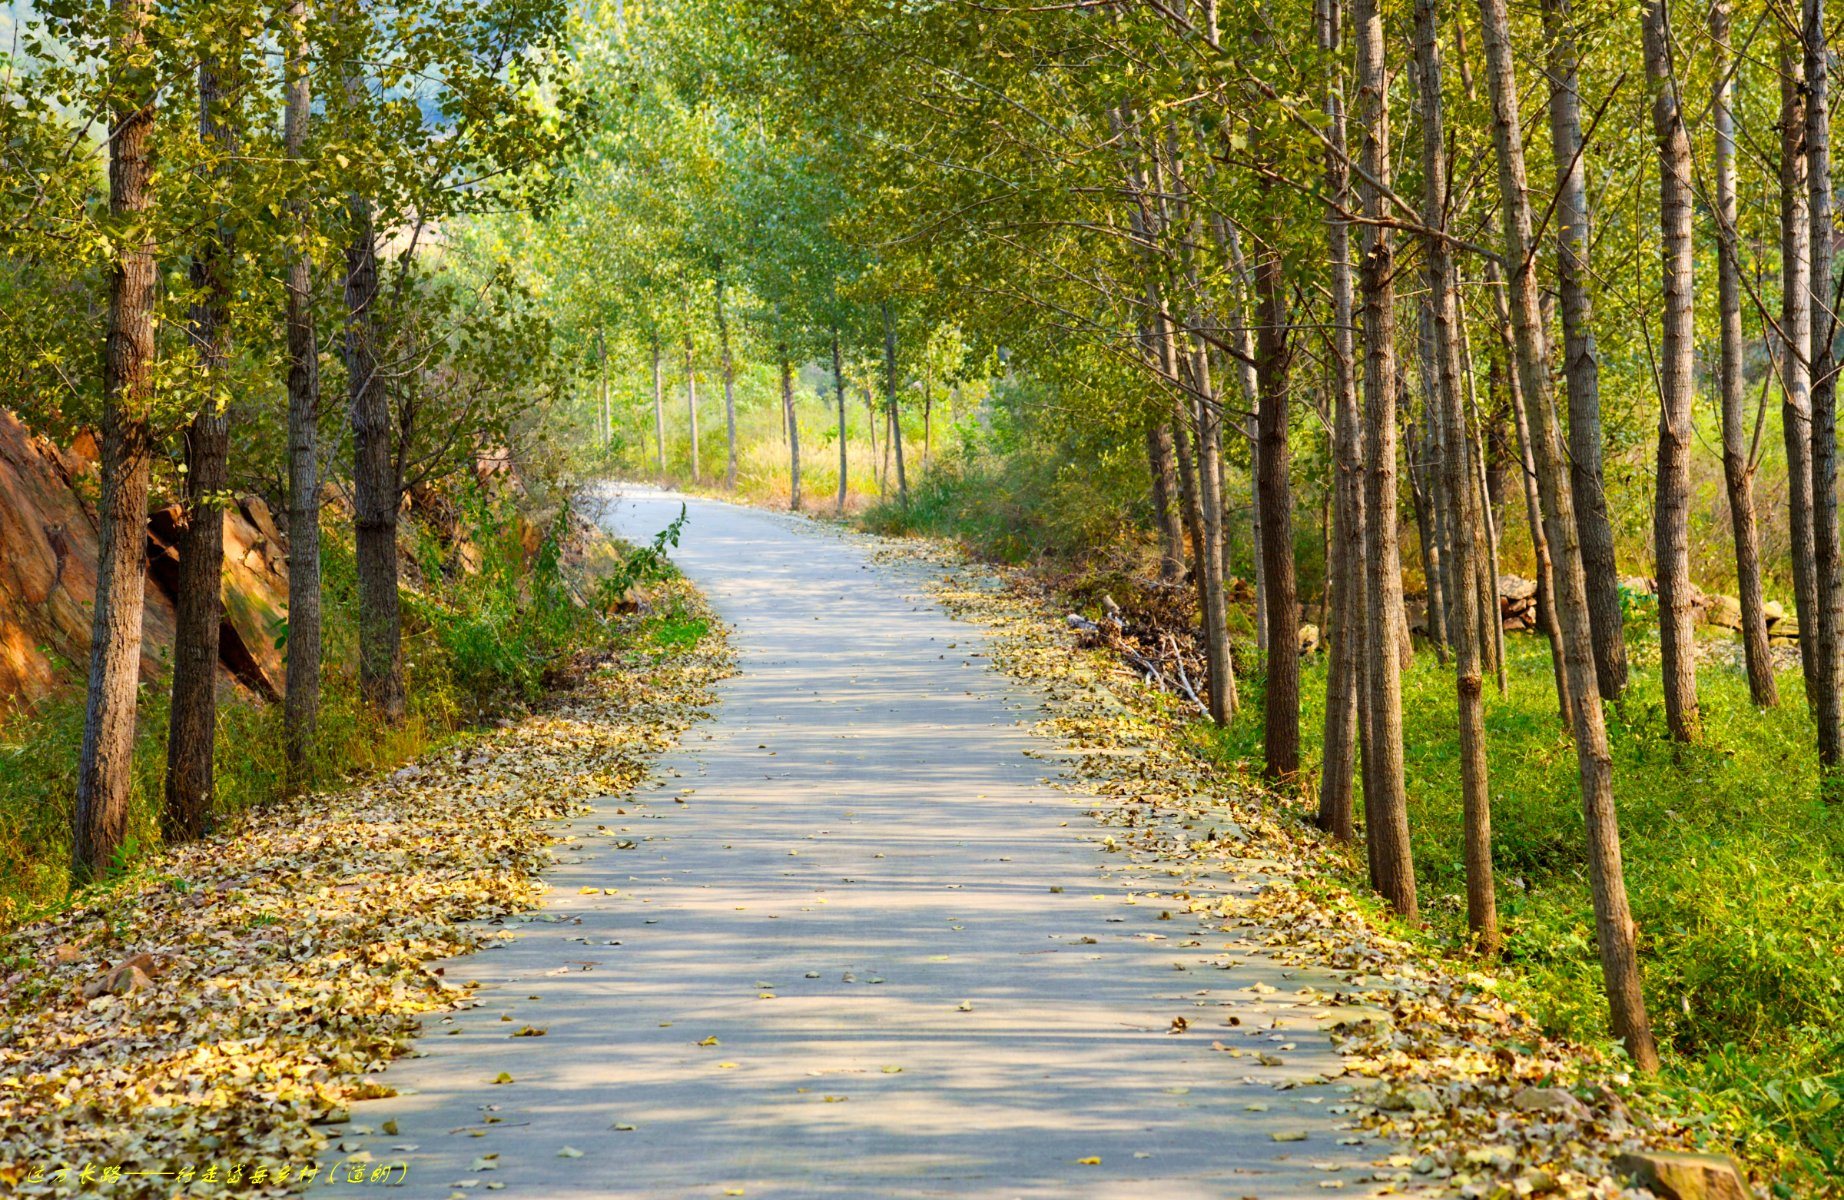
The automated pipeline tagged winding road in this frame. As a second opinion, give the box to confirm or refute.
[316,486,1405,1199]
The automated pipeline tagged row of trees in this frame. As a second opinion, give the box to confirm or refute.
[525,0,1844,1076]
[2,0,578,879]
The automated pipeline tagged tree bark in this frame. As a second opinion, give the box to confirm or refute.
[1411,308,1448,661]
[1782,39,1820,710]
[651,332,666,476]
[684,336,701,483]
[1147,422,1186,583]
[1457,287,1509,691]
[1643,0,1701,743]
[1255,195,1298,780]
[834,329,849,514]
[718,277,738,490]
[165,55,237,841]
[1711,0,1777,707]
[1805,0,1844,774]
[1478,0,1660,1071]
[1542,0,1627,701]
[781,344,801,510]
[1414,0,1495,950]
[1318,24,1361,841]
[345,185,404,721]
[1353,0,1416,918]
[74,0,158,883]
[282,0,321,790]
[1488,269,1571,721]
[883,300,908,505]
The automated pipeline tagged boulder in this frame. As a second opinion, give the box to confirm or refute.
[1763,600,1786,627]
[1706,593,1743,631]
[1297,623,1321,656]
[0,408,178,700]
[1613,1150,1752,1200]
[146,499,290,700]
[1499,574,1538,604]
[1621,574,1657,596]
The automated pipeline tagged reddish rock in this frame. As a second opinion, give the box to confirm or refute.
[0,408,177,699]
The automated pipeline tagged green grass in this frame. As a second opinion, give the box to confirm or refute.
[1197,631,1844,1191]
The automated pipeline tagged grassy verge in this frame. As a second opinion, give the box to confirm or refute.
[1193,631,1844,1191]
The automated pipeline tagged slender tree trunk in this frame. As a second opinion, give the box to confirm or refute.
[1710,0,1777,707]
[1353,0,1416,918]
[598,330,610,447]
[884,301,908,505]
[834,329,849,514]
[1256,192,1298,780]
[1478,0,1660,1071]
[1223,225,1267,649]
[1411,309,1448,661]
[1417,303,1456,652]
[345,185,404,721]
[1319,22,1361,840]
[1489,268,1571,719]
[1457,291,1509,690]
[718,277,738,490]
[1783,41,1820,709]
[1148,422,1186,582]
[1542,0,1626,701]
[781,344,801,510]
[1805,0,1844,774]
[651,333,666,476]
[282,0,321,790]
[74,0,157,882]
[1643,0,1701,743]
[1414,0,1496,950]
[684,337,702,483]
[165,56,237,841]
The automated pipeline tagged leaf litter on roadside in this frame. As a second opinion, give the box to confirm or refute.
[0,579,733,1197]
[864,535,1727,1199]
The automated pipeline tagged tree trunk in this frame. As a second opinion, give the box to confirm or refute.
[684,337,700,483]
[1488,268,1571,721]
[345,187,404,721]
[1644,0,1701,743]
[1782,39,1820,710]
[1413,0,1496,951]
[1478,0,1660,1071]
[1457,289,1509,691]
[834,329,849,514]
[883,300,908,505]
[1318,24,1361,841]
[1418,304,1457,652]
[651,332,666,476]
[1255,191,1298,780]
[1711,0,1777,707]
[74,0,158,883]
[597,329,609,448]
[1411,308,1448,661]
[282,0,321,790]
[1147,422,1186,582]
[1353,0,1416,918]
[718,277,738,490]
[166,56,237,842]
[1805,0,1844,774]
[781,344,801,510]
[1542,0,1626,701]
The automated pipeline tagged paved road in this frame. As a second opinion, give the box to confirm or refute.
[317,487,1398,1199]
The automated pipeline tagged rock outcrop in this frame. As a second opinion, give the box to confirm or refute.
[0,409,290,706]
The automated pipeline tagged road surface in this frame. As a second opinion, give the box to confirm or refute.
[317,486,1400,1199]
